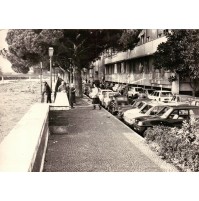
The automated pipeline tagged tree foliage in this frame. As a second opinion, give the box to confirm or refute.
[118,29,141,51]
[153,30,199,94]
[5,29,140,73]
[5,29,141,96]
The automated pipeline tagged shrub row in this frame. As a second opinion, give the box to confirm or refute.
[145,118,199,172]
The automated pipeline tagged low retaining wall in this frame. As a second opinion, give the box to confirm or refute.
[0,103,50,172]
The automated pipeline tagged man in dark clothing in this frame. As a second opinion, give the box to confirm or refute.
[42,81,52,103]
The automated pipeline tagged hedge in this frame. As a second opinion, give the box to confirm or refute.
[145,118,199,172]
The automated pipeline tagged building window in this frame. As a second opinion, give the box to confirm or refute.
[126,61,130,74]
[117,63,121,74]
[138,61,144,73]
[129,60,134,73]
[111,64,114,74]
[123,62,126,73]
[144,58,150,73]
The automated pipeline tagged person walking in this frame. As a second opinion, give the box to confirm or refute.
[91,83,101,110]
[42,81,52,103]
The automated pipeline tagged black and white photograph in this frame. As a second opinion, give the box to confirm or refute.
[0,0,199,200]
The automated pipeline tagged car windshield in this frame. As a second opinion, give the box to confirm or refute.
[140,104,153,114]
[161,92,172,97]
[147,105,164,115]
[148,90,154,94]
[137,101,145,109]
[150,92,155,96]
[135,88,143,92]
[159,107,173,118]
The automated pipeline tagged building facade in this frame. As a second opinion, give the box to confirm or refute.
[91,29,195,95]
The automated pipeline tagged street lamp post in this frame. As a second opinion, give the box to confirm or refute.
[49,47,54,90]
[40,62,43,95]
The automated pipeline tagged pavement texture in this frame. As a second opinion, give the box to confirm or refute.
[43,96,178,172]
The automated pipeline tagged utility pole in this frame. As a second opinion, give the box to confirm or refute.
[40,62,43,94]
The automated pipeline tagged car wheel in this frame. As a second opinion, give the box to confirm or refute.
[140,128,147,137]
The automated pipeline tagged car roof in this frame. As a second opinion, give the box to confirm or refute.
[144,89,154,91]
[166,105,199,109]
[129,86,142,88]
[153,90,172,92]
[146,102,168,106]
[100,89,112,92]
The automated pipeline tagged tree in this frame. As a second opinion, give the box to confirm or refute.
[154,29,199,96]
[6,29,141,96]
[118,29,141,51]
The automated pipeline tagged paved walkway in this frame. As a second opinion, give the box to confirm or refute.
[43,96,178,172]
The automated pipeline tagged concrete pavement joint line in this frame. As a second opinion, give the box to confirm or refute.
[101,105,178,172]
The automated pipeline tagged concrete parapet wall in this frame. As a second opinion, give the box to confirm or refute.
[105,37,167,64]
[0,103,50,172]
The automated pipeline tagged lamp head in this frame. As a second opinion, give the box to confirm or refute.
[49,47,54,57]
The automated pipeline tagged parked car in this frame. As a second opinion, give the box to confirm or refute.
[142,89,155,97]
[123,101,189,127]
[189,99,199,106]
[89,88,113,100]
[132,105,199,136]
[118,98,151,120]
[130,98,152,107]
[123,102,167,126]
[170,94,193,103]
[98,89,113,103]
[102,91,120,109]
[127,87,143,98]
[108,95,131,116]
[148,90,173,102]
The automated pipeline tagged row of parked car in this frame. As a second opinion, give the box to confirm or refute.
[85,84,199,137]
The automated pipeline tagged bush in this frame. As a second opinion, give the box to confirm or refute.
[145,119,199,172]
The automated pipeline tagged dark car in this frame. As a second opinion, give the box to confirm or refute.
[132,105,199,136]
[108,95,130,116]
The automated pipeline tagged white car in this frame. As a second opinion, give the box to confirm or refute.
[148,90,173,102]
[123,101,172,125]
[122,100,153,123]
[127,87,143,97]
[98,89,113,102]
[123,101,189,126]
